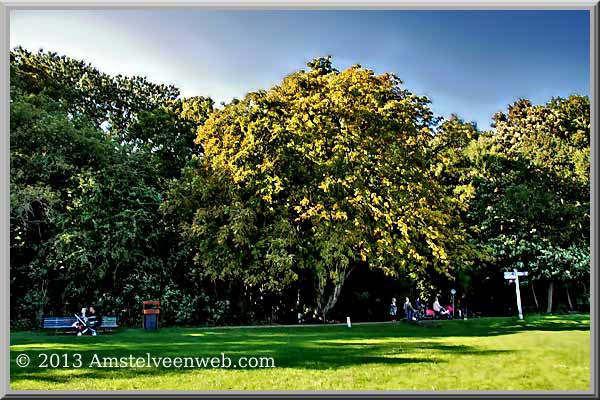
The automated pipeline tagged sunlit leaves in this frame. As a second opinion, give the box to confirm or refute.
[186,57,477,315]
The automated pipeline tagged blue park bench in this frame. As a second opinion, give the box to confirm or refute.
[41,316,119,334]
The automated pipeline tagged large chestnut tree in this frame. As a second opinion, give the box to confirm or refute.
[174,58,476,319]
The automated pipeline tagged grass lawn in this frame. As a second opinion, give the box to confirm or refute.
[10,314,590,391]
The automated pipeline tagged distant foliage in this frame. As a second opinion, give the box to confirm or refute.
[9,50,590,327]
[10,49,213,327]
[10,47,180,133]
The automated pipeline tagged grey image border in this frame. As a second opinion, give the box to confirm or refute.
[0,0,596,398]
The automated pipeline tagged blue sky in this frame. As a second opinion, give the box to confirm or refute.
[11,10,590,130]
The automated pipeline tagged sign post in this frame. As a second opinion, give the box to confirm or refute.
[503,270,528,320]
[513,269,523,320]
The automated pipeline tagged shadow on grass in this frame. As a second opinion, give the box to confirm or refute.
[10,314,587,385]
[13,354,439,384]
[10,334,515,385]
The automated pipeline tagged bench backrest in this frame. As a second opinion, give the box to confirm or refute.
[42,317,77,328]
[102,316,118,328]
[42,316,119,328]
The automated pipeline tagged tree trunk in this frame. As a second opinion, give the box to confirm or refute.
[546,281,554,314]
[566,285,574,311]
[37,279,48,324]
[322,283,344,319]
[531,282,539,310]
[315,272,326,322]
[316,265,356,322]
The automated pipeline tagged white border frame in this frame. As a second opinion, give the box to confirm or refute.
[1,2,597,398]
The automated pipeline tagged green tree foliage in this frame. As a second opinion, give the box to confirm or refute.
[429,116,491,296]
[462,96,590,311]
[10,48,590,326]
[10,91,114,322]
[9,90,169,324]
[126,97,214,182]
[10,49,214,326]
[174,57,478,319]
[10,47,180,134]
[45,156,167,321]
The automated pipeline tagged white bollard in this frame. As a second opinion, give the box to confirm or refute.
[347,316,351,328]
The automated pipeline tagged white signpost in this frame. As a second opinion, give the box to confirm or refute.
[504,269,528,320]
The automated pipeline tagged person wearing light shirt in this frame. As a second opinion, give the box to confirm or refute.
[433,297,442,319]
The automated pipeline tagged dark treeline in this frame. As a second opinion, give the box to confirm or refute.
[10,49,590,329]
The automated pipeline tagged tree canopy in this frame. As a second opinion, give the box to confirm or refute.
[10,50,590,327]
[173,58,482,318]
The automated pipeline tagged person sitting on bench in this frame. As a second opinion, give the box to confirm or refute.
[72,307,87,336]
[86,306,101,336]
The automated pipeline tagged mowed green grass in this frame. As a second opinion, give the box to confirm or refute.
[11,314,590,391]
